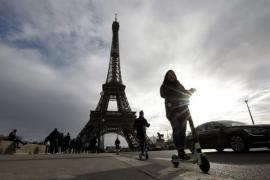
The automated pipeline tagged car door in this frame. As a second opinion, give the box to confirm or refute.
[196,123,209,148]
[198,123,220,149]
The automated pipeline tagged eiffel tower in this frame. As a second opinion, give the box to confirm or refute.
[78,16,137,150]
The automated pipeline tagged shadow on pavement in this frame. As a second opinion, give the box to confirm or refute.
[48,163,185,180]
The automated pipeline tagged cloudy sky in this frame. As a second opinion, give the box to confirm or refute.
[0,0,270,143]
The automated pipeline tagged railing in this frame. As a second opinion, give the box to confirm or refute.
[91,111,135,116]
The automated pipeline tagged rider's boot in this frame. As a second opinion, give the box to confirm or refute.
[178,149,190,160]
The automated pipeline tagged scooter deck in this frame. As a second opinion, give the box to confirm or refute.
[171,155,196,164]
[179,158,196,163]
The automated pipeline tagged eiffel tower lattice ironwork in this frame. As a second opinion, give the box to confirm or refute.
[78,16,137,150]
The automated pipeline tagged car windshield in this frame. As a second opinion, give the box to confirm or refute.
[219,121,247,127]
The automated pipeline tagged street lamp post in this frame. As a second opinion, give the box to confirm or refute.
[244,99,255,125]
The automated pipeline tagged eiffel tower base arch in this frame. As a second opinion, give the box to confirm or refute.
[78,111,138,150]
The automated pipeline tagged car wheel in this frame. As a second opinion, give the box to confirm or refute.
[215,147,224,152]
[230,135,249,152]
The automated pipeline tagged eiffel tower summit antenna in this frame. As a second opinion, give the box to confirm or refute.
[78,16,137,150]
[106,13,121,84]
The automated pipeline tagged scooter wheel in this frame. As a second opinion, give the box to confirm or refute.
[173,161,179,168]
[199,156,210,173]
[171,154,179,168]
[145,153,149,160]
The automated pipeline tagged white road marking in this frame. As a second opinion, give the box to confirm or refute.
[114,156,151,167]
[152,157,171,161]
[152,157,196,163]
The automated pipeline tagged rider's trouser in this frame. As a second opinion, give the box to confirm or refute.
[138,135,146,154]
[169,107,190,151]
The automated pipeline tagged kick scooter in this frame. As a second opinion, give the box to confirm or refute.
[171,91,210,173]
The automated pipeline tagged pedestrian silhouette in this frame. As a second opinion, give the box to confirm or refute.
[58,133,64,154]
[64,132,71,153]
[115,137,120,154]
[90,137,97,153]
[44,135,50,154]
[8,129,26,148]
[48,128,60,154]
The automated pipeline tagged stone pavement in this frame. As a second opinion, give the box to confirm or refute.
[0,153,221,180]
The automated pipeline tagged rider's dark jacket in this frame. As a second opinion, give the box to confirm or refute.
[134,117,150,139]
[160,78,192,120]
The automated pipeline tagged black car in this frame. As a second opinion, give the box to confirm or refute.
[186,120,270,152]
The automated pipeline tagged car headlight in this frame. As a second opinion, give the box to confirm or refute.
[244,128,266,135]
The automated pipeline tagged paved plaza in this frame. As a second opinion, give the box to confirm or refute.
[0,152,219,180]
[1,149,270,180]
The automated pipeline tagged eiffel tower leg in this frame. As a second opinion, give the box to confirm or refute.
[117,94,131,112]
[97,127,100,153]
[121,128,138,150]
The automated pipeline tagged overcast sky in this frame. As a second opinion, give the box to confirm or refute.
[0,0,270,143]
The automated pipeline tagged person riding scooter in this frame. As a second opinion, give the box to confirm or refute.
[134,110,150,156]
[160,70,195,160]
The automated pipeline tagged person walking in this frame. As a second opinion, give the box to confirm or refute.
[160,70,195,160]
[58,133,64,154]
[64,132,71,153]
[48,128,60,154]
[44,136,50,154]
[90,137,97,153]
[115,136,120,154]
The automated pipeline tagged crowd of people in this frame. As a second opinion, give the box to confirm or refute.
[44,128,83,154]
[44,128,100,154]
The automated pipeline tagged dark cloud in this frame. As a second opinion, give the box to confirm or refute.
[0,45,95,140]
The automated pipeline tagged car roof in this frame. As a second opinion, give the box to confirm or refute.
[198,120,247,127]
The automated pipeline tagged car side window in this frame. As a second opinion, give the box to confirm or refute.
[204,123,220,131]
[212,123,222,130]
[204,123,213,131]
[197,122,223,134]
[196,125,205,132]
